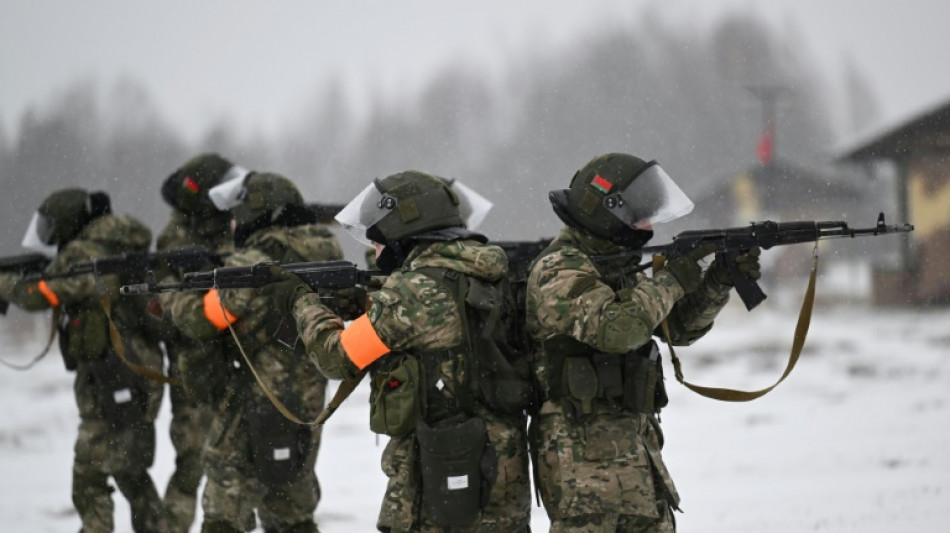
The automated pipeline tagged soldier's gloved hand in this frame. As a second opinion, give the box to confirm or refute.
[663,243,718,293]
[708,247,762,287]
[331,287,367,321]
[263,266,312,317]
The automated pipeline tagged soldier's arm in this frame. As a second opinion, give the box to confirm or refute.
[661,271,731,346]
[0,245,103,311]
[528,250,685,355]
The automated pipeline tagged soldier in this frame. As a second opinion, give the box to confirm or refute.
[163,171,340,533]
[525,153,760,532]
[156,153,239,532]
[0,188,167,532]
[268,171,532,532]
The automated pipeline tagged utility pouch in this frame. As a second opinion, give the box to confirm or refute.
[369,354,422,437]
[563,356,598,417]
[85,348,149,428]
[59,307,109,367]
[247,397,311,488]
[593,353,623,400]
[415,417,497,527]
[56,312,78,371]
[622,341,662,414]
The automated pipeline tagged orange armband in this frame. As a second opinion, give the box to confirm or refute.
[37,280,60,307]
[339,314,390,370]
[203,289,239,330]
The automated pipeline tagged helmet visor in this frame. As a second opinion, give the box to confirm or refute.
[603,162,694,228]
[21,212,58,255]
[334,179,394,246]
[450,180,493,231]
[208,165,252,211]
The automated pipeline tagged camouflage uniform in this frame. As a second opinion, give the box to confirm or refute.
[293,239,533,532]
[156,208,234,532]
[166,223,342,532]
[0,213,167,533]
[526,226,732,533]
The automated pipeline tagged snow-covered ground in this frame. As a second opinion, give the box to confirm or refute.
[1,295,948,532]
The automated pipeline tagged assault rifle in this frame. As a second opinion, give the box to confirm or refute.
[0,252,52,314]
[27,246,225,283]
[628,212,914,311]
[120,259,383,294]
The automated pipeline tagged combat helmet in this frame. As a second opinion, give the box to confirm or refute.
[335,171,465,272]
[549,153,694,247]
[209,170,315,245]
[22,188,112,250]
[161,153,244,217]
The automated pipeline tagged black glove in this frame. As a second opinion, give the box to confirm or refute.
[663,243,718,293]
[708,247,762,287]
[331,286,367,321]
[262,266,312,317]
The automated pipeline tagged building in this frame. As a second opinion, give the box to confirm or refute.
[837,98,950,306]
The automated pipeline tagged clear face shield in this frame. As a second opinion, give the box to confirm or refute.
[334,179,395,246]
[443,179,492,231]
[602,162,694,229]
[21,212,57,256]
[208,165,252,211]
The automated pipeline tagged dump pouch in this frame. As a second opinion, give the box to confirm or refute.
[369,354,423,437]
[58,306,109,369]
[415,417,497,527]
[247,396,311,488]
[85,348,149,428]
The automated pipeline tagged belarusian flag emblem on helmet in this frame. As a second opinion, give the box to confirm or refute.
[183,176,200,194]
[591,174,613,194]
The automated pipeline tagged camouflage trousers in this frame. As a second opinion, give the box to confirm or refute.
[534,402,679,533]
[73,418,167,533]
[164,389,213,533]
[376,415,532,533]
[200,410,322,532]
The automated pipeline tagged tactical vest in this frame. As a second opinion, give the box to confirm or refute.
[533,241,669,420]
[368,266,535,437]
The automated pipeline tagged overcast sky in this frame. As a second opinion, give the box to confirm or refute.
[2,0,949,143]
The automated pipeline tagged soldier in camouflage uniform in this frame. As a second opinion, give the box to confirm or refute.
[525,153,761,532]
[0,188,167,533]
[162,171,340,533]
[269,171,532,532]
[156,153,240,532]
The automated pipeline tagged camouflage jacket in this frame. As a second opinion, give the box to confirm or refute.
[293,238,508,384]
[526,226,730,372]
[166,223,342,418]
[0,213,164,420]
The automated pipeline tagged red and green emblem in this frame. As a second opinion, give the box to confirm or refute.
[183,176,200,194]
[591,174,613,194]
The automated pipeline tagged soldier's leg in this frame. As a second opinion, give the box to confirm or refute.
[113,468,168,533]
[165,396,210,532]
[257,466,319,532]
[617,502,676,533]
[200,468,258,532]
[73,419,115,533]
[550,513,619,533]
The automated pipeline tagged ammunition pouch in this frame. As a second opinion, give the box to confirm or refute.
[545,337,667,420]
[369,353,423,437]
[58,306,110,371]
[247,396,312,488]
[415,417,497,527]
[85,347,149,428]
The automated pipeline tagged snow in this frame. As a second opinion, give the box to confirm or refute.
[1,298,948,532]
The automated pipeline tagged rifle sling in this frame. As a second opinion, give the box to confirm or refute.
[0,307,60,371]
[216,293,339,426]
[97,282,180,386]
[654,246,818,402]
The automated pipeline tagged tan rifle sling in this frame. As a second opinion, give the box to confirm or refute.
[653,245,818,402]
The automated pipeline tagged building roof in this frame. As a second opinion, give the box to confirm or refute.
[836,98,950,162]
